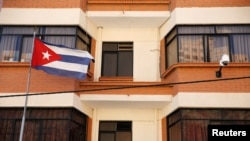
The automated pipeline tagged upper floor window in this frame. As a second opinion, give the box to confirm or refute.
[0,26,91,62]
[165,25,250,68]
[99,121,132,141]
[101,42,133,77]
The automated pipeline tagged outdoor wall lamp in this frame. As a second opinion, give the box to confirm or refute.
[216,54,230,78]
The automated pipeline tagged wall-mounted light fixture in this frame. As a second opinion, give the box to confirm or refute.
[216,54,230,78]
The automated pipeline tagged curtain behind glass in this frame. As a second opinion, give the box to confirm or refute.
[0,27,35,62]
[43,27,76,35]
[178,36,204,63]
[168,121,182,141]
[216,25,250,33]
[2,27,35,34]
[0,36,20,62]
[21,37,34,62]
[231,35,250,62]
[178,26,215,34]
[0,26,88,62]
[208,36,229,62]
[44,36,76,48]
[182,120,208,141]
[43,27,76,48]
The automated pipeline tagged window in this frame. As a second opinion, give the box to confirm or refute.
[165,25,250,68]
[208,36,229,62]
[231,35,250,62]
[99,121,132,141]
[101,42,133,77]
[167,108,250,141]
[0,26,91,62]
[0,108,87,141]
[178,36,204,62]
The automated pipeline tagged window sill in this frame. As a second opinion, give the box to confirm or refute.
[99,76,133,82]
[0,62,29,67]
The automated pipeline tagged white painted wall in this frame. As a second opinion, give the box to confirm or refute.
[133,121,156,141]
[0,8,80,25]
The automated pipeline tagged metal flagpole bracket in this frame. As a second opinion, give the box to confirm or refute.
[215,54,230,78]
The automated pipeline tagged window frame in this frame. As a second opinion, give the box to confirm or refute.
[167,108,250,141]
[0,25,91,62]
[101,42,133,77]
[98,121,132,141]
[165,24,250,68]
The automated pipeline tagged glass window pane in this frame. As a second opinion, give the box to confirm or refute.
[0,26,90,62]
[0,36,21,62]
[102,53,117,76]
[99,122,117,131]
[168,110,182,126]
[116,121,132,131]
[178,36,204,62]
[77,29,90,44]
[116,132,132,141]
[208,36,229,62]
[103,43,118,51]
[2,27,37,34]
[43,36,76,48]
[178,26,215,34]
[166,28,177,43]
[169,121,182,141]
[231,35,250,62]
[216,25,250,33]
[21,36,33,62]
[76,38,88,51]
[182,120,208,141]
[118,51,133,76]
[166,37,178,67]
[100,133,115,141]
[43,27,76,35]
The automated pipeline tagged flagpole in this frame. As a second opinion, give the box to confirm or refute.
[19,31,36,141]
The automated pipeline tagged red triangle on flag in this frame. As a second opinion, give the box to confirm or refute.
[31,38,61,67]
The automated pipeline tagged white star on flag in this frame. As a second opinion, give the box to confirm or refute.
[42,51,52,60]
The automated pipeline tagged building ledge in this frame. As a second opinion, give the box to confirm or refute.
[87,11,170,28]
[88,0,170,4]
[80,94,172,109]
[161,62,250,79]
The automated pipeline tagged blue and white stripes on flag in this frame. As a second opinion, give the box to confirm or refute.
[31,38,94,80]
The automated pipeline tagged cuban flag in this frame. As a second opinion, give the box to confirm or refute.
[31,38,94,79]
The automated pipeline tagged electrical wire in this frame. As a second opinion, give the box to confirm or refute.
[0,75,250,98]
